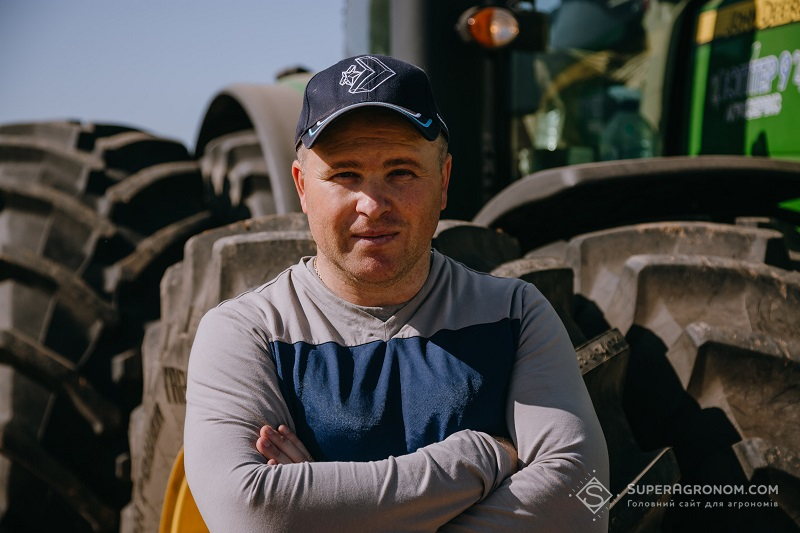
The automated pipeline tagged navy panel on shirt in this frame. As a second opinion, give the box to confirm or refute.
[271,318,518,461]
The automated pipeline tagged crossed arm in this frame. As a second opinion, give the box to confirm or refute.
[256,424,518,469]
[184,286,609,532]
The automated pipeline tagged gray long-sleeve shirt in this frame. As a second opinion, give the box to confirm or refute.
[184,251,609,531]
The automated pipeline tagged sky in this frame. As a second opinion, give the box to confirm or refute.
[0,1,346,149]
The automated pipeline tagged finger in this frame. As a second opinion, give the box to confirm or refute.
[256,436,292,465]
[265,425,310,463]
[277,425,314,462]
[256,435,273,459]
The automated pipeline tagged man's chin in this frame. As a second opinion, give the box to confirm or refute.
[347,263,402,286]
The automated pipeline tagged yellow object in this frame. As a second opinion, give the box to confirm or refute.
[696,0,800,44]
[160,447,209,533]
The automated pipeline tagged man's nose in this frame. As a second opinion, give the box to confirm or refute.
[355,180,391,218]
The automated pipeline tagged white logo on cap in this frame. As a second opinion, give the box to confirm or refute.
[340,56,396,94]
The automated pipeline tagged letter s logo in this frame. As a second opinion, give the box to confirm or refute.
[576,477,613,514]
[583,482,607,506]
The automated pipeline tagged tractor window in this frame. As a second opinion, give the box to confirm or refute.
[510,0,679,176]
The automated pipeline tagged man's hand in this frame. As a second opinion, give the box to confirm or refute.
[494,436,518,474]
[256,424,315,465]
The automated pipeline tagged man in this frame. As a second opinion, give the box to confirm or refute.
[184,55,609,531]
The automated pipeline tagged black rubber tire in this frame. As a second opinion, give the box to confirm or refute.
[498,220,800,531]
[0,121,215,532]
[199,129,276,221]
[121,214,316,532]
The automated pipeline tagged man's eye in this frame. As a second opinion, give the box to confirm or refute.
[389,169,416,179]
[331,172,358,180]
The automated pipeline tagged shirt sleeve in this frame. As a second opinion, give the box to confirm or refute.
[440,284,610,532]
[184,304,515,533]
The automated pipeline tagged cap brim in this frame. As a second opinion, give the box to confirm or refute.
[298,102,442,148]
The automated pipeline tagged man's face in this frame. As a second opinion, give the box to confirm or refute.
[292,109,451,294]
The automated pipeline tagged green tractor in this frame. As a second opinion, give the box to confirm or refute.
[1,0,798,531]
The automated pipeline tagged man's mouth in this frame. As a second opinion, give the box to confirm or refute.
[353,232,399,245]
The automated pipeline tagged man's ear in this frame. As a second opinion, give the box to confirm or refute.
[440,153,452,211]
[291,159,309,214]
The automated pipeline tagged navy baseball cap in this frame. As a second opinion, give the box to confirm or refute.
[295,55,449,149]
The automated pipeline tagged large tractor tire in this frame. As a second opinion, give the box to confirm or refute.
[121,214,316,533]
[194,80,308,222]
[200,129,273,221]
[480,157,800,531]
[120,80,310,532]
[0,121,217,532]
